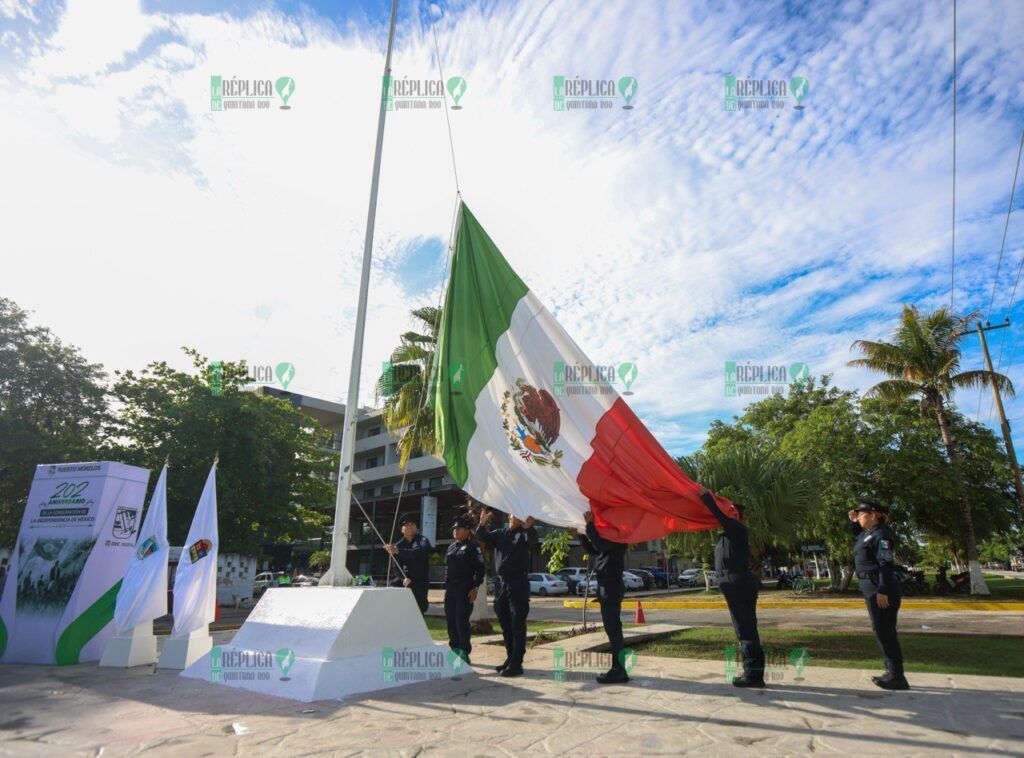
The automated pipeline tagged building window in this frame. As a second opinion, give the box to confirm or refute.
[406,480,421,492]
[429,476,443,489]
[364,457,378,470]
[362,488,375,499]
[367,426,381,437]
[380,484,394,496]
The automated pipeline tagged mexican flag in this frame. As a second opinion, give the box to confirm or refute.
[433,203,737,542]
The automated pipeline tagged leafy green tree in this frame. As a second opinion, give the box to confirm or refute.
[675,445,819,579]
[106,350,336,553]
[850,305,1014,594]
[375,306,441,467]
[0,298,109,546]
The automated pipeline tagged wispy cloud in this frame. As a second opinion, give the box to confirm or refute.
[2,0,1024,454]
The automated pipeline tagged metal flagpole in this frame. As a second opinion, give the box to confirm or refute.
[326,0,400,587]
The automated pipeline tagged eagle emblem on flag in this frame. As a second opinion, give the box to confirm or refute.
[501,378,563,468]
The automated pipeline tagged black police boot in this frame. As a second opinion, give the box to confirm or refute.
[495,659,509,673]
[873,671,910,690]
[732,673,766,688]
[596,667,629,684]
[500,664,524,678]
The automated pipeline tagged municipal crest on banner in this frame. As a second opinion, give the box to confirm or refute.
[135,535,161,560]
[189,538,213,563]
[501,378,563,468]
[112,506,139,539]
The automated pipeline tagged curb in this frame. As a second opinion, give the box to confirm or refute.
[561,599,1024,612]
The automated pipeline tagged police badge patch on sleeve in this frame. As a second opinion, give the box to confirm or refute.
[879,539,893,560]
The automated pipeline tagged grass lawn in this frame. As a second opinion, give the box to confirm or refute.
[634,627,1024,678]
[423,616,562,641]
[654,573,1024,603]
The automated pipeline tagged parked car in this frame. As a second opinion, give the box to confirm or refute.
[254,571,287,595]
[575,577,598,596]
[292,574,318,587]
[528,573,569,596]
[640,566,674,589]
[554,567,589,593]
[629,568,656,590]
[678,568,703,586]
[679,568,718,588]
[622,571,645,591]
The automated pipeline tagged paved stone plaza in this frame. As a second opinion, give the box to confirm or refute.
[1,626,1022,756]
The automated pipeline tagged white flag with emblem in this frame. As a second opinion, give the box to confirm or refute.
[113,464,169,634]
[170,462,219,637]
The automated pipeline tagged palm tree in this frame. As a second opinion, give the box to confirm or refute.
[849,305,1014,595]
[675,445,819,578]
[375,306,441,467]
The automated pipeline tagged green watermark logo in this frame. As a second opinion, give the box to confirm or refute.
[211,76,296,112]
[383,74,467,111]
[724,75,808,112]
[275,77,295,109]
[553,360,639,397]
[381,647,454,682]
[724,361,810,397]
[553,647,636,681]
[553,75,638,112]
[211,646,295,682]
[447,76,467,109]
[210,361,223,397]
[724,645,808,682]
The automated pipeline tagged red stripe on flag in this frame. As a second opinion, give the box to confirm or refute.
[577,397,738,542]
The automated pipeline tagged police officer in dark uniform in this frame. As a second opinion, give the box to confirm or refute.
[444,515,486,665]
[385,514,432,614]
[572,510,630,684]
[849,499,909,690]
[477,507,537,678]
[698,486,765,687]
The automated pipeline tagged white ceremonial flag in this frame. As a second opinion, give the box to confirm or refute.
[170,462,218,637]
[113,464,169,635]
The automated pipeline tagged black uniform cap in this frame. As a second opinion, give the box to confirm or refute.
[452,515,473,530]
[399,513,418,526]
[854,498,888,515]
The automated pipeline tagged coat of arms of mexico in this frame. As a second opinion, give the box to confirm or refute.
[501,378,564,467]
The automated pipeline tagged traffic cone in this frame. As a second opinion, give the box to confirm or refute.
[635,600,646,624]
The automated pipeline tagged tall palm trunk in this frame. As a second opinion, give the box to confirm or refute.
[934,401,990,595]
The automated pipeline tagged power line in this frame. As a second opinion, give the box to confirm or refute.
[976,127,1024,421]
[950,0,957,312]
[981,127,1024,424]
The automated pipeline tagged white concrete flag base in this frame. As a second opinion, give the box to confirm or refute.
[180,587,466,702]
[158,629,213,670]
[99,621,159,668]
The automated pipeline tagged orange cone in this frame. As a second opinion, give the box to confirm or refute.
[635,600,646,624]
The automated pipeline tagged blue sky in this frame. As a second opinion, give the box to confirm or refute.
[2,0,1024,457]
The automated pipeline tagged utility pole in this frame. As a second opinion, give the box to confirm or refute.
[976,319,1024,512]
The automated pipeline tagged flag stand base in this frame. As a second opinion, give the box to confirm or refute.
[158,629,213,670]
[99,621,158,667]
[180,587,465,702]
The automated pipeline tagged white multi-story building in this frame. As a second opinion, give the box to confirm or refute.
[260,387,673,581]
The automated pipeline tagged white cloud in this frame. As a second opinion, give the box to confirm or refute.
[3,0,1024,455]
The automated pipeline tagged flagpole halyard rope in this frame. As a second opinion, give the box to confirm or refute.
[430,9,461,195]
[384,193,461,584]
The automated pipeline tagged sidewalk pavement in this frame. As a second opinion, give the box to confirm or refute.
[1,627,1022,756]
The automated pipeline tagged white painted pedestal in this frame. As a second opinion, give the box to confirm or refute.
[181,587,466,702]
[158,628,213,670]
[99,621,158,667]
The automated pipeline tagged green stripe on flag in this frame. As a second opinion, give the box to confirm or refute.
[55,580,121,665]
[434,203,529,485]
[0,615,7,659]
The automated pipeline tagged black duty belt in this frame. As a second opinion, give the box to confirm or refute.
[857,570,879,580]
